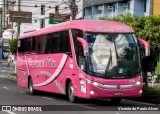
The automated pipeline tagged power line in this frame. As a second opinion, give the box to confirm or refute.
[32,2,67,15]
[32,1,52,15]
[0,3,55,8]
[33,8,41,15]
[61,0,70,7]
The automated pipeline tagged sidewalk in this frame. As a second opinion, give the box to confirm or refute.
[0,60,15,67]
[0,60,16,81]
[149,83,160,89]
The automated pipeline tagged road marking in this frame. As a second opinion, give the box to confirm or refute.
[5,111,16,114]
[76,104,96,110]
[19,91,25,94]
[42,97,54,101]
[3,87,9,90]
[123,99,156,105]
[0,75,6,78]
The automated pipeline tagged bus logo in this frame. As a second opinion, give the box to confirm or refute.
[117,85,121,89]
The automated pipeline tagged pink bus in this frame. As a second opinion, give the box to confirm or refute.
[17,20,150,103]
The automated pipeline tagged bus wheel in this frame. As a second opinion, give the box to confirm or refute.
[28,78,35,95]
[111,98,121,104]
[68,82,77,103]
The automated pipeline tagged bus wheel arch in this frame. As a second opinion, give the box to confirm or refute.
[28,76,35,95]
[65,78,77,103]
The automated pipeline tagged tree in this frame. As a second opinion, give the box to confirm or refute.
[100,14,160,86]
[9,38,18,55]
[100,14,160,54]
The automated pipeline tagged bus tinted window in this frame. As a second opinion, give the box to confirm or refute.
[45,32,60,54]
[18,30,71,55]
[18,37,34,53]
[45,30,71,54]
[18,39,25,53]
[35,35,47,54]
[59,31,71,53]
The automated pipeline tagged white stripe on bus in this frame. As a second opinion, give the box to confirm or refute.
[33,54,68,87]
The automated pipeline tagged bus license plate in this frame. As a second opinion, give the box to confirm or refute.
[114,92,123,96]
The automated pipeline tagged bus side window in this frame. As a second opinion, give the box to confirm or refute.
[18,39,25,53]
[35,36,41,54]
[71,29,84,65]
[46,33,60,54]
[59,31,72,56]
[78,44,86,71]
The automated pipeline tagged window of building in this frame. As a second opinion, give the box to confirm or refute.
[144,0,147,12]
[128,2,130,10]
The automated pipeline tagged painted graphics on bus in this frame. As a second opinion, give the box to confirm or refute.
[17,20,150,102]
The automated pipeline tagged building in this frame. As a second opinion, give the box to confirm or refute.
[83,0,153,19]
[153,0,160,16]
[0,0,83,59]
[0,0,83,37]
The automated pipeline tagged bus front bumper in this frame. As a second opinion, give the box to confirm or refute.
[86,83,142,99]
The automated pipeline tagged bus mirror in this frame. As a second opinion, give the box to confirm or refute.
[138,39,150,56]
[77,37,88,56]
[18,40,21,47]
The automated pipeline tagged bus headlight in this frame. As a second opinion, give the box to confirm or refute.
[93,82,99,86]
[135,81,141,86]
[86,79,100,87]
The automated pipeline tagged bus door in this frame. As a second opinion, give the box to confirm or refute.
[76,38,88,96]
[17,54,29,88]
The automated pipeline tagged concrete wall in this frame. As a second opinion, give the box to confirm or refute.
[0,0,83,36]
[83,0,124,8]
[83,0,152,19]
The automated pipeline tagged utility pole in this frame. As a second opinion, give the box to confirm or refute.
[40,5,45,28]
[6,0,9,25]
[0,8,3,60]
[70,0,77,20]
[3,0,6,29]
[17,0,21,37]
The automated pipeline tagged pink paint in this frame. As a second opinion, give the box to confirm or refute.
[20,20,134,39]
[17,20,148,100]
[138,39,150,48]
[77,37,88,50]
[138,39,150,56]
[34,54,68,87]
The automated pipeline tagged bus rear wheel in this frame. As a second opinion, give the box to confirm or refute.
[28,78,35,95]
[68,82,77,103]
[111,98,121,104]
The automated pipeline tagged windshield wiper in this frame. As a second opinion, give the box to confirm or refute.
[88,70,105,77]
[105,49,112,72]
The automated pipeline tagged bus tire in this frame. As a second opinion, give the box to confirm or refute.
[111,98,121,104]
[28,78,35,95]
[68,82,77,103]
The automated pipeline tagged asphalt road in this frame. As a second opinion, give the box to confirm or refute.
[0,63,160,114]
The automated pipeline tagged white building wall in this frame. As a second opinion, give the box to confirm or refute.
[1,0,82,36]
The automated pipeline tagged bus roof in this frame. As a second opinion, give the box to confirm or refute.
[20,20,135,39]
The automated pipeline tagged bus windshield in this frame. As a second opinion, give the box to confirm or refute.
[86,32,141,78]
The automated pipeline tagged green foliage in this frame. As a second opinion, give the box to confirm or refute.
[143,86,160,97]
[9,38,18,55]
[100,14,160,54]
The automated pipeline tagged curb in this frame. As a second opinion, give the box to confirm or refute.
[8,74,17,81]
